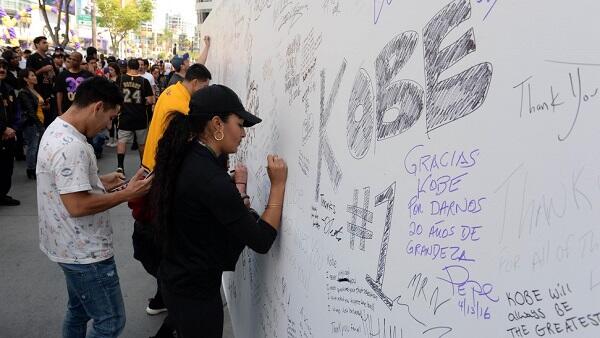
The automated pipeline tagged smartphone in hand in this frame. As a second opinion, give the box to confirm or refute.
[107,168,153,193]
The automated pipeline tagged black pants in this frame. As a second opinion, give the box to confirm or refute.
[44,98,57,128]
[0,141,15,197]
[161,284,224,338]
[132,221,175,337]
[14,129,24,159]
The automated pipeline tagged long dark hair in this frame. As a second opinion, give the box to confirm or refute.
[149,111,231,251]
[17,68,34,90]
[107,62,120,82]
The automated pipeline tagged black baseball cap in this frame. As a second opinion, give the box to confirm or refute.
[189,84,262,127]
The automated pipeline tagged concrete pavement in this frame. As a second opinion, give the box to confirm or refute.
[0,145,234,337]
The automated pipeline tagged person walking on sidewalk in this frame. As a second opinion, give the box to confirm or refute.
[37,76,153,338]
[116,59,154,173]
[18,68,47,180]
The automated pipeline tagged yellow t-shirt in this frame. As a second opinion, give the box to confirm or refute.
[142,82,191,170]
[35,92,44,125]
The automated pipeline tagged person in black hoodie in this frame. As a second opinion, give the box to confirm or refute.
[0,58,19,205]
[18,69,47,179]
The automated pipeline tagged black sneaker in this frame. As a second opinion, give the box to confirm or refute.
[0,196,20,206]
[146,297,167,315]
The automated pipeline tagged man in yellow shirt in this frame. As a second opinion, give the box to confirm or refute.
[142,63,212,171]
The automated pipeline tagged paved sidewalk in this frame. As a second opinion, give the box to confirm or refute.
[0,146,234,337]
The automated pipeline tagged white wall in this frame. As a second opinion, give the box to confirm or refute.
[203,1,600,337]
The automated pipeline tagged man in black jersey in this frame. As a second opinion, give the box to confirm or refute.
[55,52,93,115]
[117,58,154,172]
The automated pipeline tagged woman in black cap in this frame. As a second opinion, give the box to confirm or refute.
[149,84,288,337]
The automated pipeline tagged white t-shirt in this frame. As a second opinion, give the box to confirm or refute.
[141,72,155,87]
[141,71,157,97]
[37,118,113,264]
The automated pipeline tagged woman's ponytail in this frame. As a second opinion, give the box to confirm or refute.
[149,112,193,251]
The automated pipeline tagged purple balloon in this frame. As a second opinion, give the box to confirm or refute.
[14,13,20,20]
[0,8,7,18]
[25,7,32,13]
[75,42,81,49]
[51,6,58,14]
[8,27,16,39]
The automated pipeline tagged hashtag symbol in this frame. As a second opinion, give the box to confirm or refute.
[347,187,373,251]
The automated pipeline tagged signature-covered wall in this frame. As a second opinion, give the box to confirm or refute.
[202,1,600,337]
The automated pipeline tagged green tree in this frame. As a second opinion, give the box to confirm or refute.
[158,28,174,56]
[38,0,73,47]
[96,0,153,54]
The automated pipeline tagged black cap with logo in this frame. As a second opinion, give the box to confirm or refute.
[189,84,262,127]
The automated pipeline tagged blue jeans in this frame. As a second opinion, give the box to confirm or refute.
[22,123,43,171]
[90,131,108,156]
[58,257,126,338]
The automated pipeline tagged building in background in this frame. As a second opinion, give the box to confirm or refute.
[194,0,218,52]
[165,12,184,36]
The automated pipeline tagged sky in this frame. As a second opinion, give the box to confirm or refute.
[153,0,197,36]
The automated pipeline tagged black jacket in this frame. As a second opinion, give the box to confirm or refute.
[160,144,277,299]
[0,81,17,143]
[4,69,18,90]
[18,88,42,128]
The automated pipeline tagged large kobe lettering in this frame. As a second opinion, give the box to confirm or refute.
[316,0,492,204]
[347,0,493,310]
[347,0,493,159]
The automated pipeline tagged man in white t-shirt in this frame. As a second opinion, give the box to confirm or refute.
[37,76,153,337]
[163,61,172,76]
[138,58,156,95]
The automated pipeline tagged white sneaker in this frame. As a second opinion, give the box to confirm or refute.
[146,297,167,315]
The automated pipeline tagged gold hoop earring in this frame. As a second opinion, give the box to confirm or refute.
[214,130,224,141]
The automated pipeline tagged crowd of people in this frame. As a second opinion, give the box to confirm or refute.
[1,34,288,338]
[1,35,210,203]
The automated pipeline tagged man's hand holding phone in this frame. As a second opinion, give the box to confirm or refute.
[102,171,126,191]
[123,168,153,200]
[108,168,153,200]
